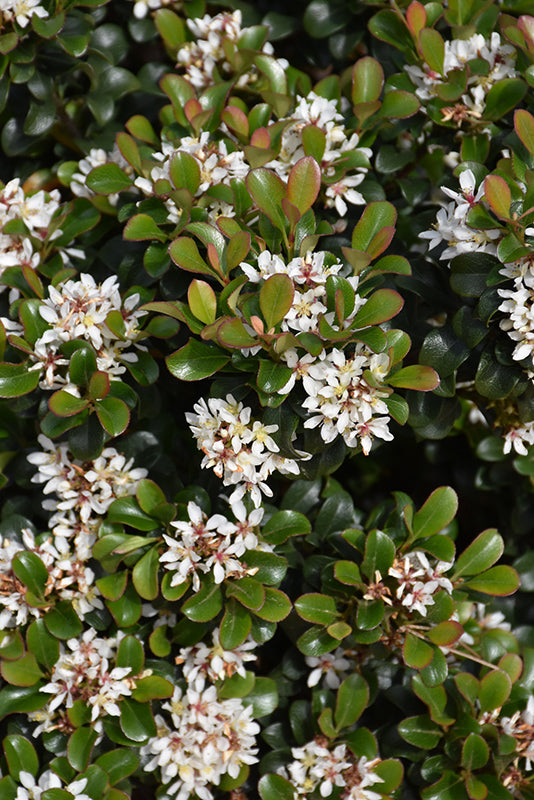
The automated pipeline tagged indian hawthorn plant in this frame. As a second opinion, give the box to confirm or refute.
[1,0,534,798]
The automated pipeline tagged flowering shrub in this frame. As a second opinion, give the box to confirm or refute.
[2,1,534,799]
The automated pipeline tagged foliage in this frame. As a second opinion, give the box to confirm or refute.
[2,0,534,799]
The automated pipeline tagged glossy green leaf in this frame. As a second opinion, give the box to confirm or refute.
[44,601,83,639]
[67,727,97,771]
[12,551,48,597]
[0,653,43,686]
[295,593,338,625]
[484,175,511,220]
[188,279,217,324]
[255,587,292,622]
[182,581,223,621]
[398,715,442,749]
[86,163,132,194]
[49,390,90,417]
[220,598,252,648]
[462,733,489,771]
[287,157,321,215]
[119,698,156,742]
[453,529,504,578]
[413,487,458,540]
[403,633,434,668]
[124,213,166,243]
[335,674,369,729]
[361,529,396,580]
[0,363,40,397]
[3,734,38,780]
[259,774,295,800]
[95,396,130,436]
[260,273,294,330]
[351,289,403,329]
[95,749,139,785]
[226,577,265,610]
[167,338,229,381]
[464,565,519,596]
[388,365,439,391]
[478,670,512,713]
[246,168,287,228]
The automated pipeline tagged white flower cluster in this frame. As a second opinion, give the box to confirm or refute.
[241,250,365,335]
[0,178,61,282]
[176,628,257,690]
[14,770,90,800]
[498,255,534,369]
[0,528,102,630]
[22,272,147,390]
[405,32,516,123]
[420,168,500,261]
[186,394,306,507]
[28,433,147,558]
[135,132,249,224]
[160,499,271,590]
[0,0,48,28]
[301,347,393,455]
[502,421,534,456]
[70,145,134,206]
[176,10,287,90]
[141,684,260,800]
[500,696,534,771]
[305,647,353,689]
[388,550,453,617]
[30,628,138,737]
[278,738,384,800]
[265,92,372,216]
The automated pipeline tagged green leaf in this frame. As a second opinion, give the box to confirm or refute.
[388,365,439,391]
[334,560,362,585]
[462,734,489,771]
[131,675,173,703]
[295,593,338,625]
[26,621,59,670]
[260,274,294,330]
[335,674,369,729]
[69,346,97,387]
[188,279,217,324]
[515,108,534,156]
[242,676,278,717]
[124,213,166,243]
[117,635,144,674]
[351,289,403,328]
[453,529,504,578]
[427,621,463,647]
[259,774,295,800]
[478,670,512,713]
[398,715,442,749]
[49,390,90,417]
[257,360,293,396]
[261,510,311,545]
[44,600,83,640]
[169,150,200,194]
[220,598,252,648]
[255,587,292,622]
[0,686,46,720]
[226,577,265,610]
[352,56,384,104]
[12,551,48,597]
[3,735,38,780]
[86,163,132,194]
[378,89,419,119]
[352,201,396,252]
[403,633,434,668]
[108,497,160,531]
[106,584,142,627]
[241,551,287,585]
[67,727,98,771]
[484,175,511,220]
[357,599,384,630]
[297,626,338,656]
[450,252,498,298]
[119,698,156,742]
[166,338,229,381]
[246,168,287,229]
[1,653,43,686]
[182,581,223,622]
[361,529,395,581]
[413,487,458,540]
[287,157,321,214]
[95,396,130,436]
[0,362,40,397]
[464,565,519,596]
[95,749,139,785]
[483,78,527,121]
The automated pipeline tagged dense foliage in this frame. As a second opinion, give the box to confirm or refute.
[2,0,534,798]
